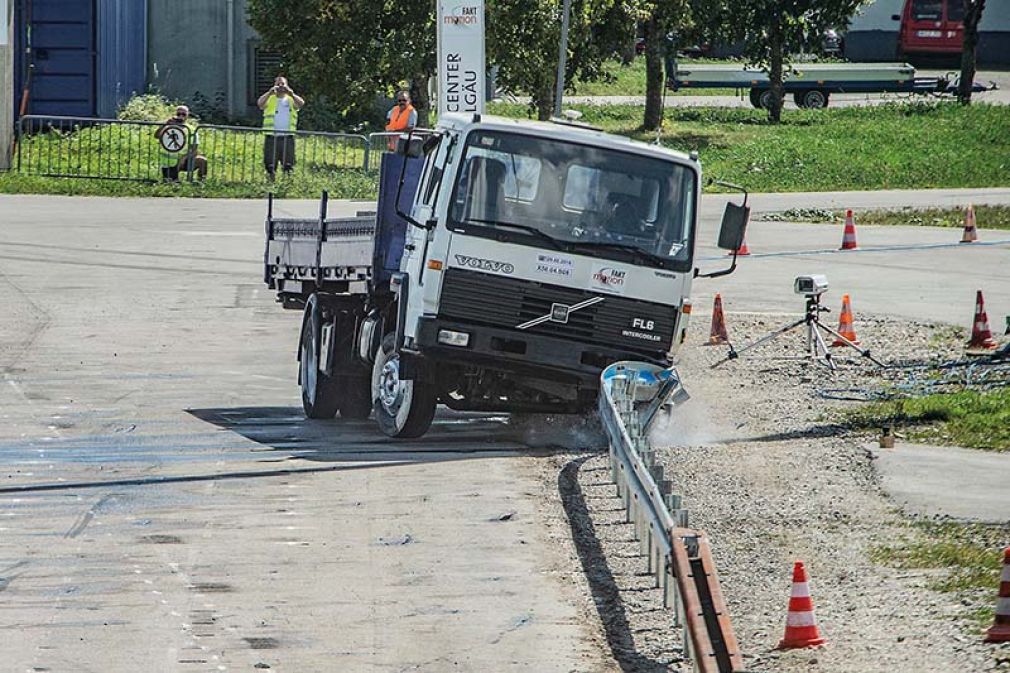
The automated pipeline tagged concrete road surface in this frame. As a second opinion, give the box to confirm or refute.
[0,196,609,672]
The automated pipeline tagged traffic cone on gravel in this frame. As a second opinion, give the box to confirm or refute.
[839,209,858,250]
[984,547,1010,643]
[960,204,978,243]
[966,290,998,352]
[727,237,751,256]
[831,294,859,346]
[706,294,730,345]
[778,561,826,649]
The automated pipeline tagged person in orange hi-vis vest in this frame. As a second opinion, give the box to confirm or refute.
[385,91,417,150]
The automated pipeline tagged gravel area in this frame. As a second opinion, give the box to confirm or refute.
[535,310,1010,672]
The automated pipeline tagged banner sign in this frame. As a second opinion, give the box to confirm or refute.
[437,0,485,117]
[0,0,8,46]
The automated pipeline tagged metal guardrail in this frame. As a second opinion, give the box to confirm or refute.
[598,362,746,673]
[14,115,372,183]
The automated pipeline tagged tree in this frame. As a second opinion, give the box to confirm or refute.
[487,0,632,120]
[957,0,986,104]
[639,0,691,131]
[247,0,436,127]
[694,0,865,123]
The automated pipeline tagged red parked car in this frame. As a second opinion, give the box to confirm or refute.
[895,0,964,57]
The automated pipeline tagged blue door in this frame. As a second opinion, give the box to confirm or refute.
[29,0,96,117]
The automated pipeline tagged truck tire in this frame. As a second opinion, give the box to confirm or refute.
[300,315,340,419]
[371,334,437,438]
[338,377,373,419]
[794,89,829,109]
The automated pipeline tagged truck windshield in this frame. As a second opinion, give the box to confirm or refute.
[447,129,697,271]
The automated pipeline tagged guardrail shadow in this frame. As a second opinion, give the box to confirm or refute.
[558,456,672,673]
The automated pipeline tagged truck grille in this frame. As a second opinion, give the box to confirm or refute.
[438,268,677,354]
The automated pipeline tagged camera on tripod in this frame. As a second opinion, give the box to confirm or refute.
[794,274,829,297]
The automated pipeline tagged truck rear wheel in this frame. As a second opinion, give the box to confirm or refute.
[371,334,437,438]
[300,316,340,419]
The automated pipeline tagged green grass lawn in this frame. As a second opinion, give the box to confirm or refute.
[489,101,1010,193]
[846,387,1010,451]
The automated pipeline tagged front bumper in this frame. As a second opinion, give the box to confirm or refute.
[405,316,670,386]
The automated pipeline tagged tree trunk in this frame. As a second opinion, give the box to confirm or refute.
[643,14,665,131]
[535,82,554,121]
[958,0,985,104]
[768,22,785,123]
[410,76,431,127]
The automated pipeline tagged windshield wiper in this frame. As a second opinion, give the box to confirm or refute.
[463,218,565,250]
[568,241,670,267]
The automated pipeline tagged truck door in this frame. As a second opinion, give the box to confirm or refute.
[403,138,449,296]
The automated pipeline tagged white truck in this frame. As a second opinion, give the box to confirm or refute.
[263,113,747,438]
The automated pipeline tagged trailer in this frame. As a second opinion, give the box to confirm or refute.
[669,60,995,109]
[264,116,749,438]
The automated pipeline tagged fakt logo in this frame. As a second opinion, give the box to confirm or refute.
[592,267,626,288]
[454,254,515,274]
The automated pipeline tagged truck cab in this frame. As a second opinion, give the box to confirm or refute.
[265,114,746,439]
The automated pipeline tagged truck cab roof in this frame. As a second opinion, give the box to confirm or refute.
[435,113,698,167]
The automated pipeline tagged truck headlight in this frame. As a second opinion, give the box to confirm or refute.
[437,329,470,347]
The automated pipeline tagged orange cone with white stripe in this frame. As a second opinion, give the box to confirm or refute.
[960,204,978,243]
[706,294,730,345]
[839,209,858,250]
[831,294,859,347]
[984,547,1010,642]
[727,237,751,256]
[778,561,826,649]
[967,290,998,352]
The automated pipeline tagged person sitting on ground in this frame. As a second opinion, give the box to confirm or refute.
[154,105,207,182]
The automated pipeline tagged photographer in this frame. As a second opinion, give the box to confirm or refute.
[154,105,207,182]
[257,76,305,180]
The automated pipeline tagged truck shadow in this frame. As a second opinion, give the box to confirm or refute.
[186,406,602,464]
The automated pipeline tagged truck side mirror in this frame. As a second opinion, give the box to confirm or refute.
[396,135,425,158]
[696,180,749,280]
[717,201,749,251]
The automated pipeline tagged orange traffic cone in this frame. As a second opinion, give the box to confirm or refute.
[706,294,730,345]
[778,561,826,649]
[960,204,978,243]
[727,237,751,256]
[831,294,859,346]
[839,209,858,250]
[984,547,1010,643]
[967,290,998,352]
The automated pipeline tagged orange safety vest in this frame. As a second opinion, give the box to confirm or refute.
[385,103,416,132]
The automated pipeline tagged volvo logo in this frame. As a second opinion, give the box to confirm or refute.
[454,254,514,274]
[516,296,604,330]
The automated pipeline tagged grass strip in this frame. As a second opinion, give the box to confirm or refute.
[871,522,1008,627]
[846,387,1010,451]
[761,206,1010,230]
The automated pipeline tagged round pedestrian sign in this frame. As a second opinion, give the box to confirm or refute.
[159,125,188,154]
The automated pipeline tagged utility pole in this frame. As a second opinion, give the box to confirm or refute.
[0,0,13,170]
[553,0,571,117]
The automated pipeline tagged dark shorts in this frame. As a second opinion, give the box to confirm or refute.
[161,165,180,181]
[264,135,297,174]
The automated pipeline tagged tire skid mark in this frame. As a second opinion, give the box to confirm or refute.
[64,493,121,539]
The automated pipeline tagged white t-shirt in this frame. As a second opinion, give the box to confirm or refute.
[273,96,293,132]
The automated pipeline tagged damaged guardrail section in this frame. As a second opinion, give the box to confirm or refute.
[598,362,746,673]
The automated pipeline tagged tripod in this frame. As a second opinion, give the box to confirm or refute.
[712,293,884,371]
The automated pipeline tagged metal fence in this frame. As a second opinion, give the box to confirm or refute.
[14,115,377,184]
[598,362,747,673]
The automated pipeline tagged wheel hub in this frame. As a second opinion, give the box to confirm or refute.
[379,357,403,411]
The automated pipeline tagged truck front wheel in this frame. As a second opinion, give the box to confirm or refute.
[371,334,437,438]
[300,316,340,419]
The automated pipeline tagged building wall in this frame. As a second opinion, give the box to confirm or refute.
[148,0,261,120]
